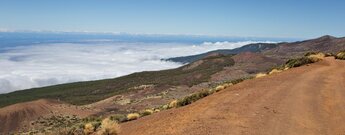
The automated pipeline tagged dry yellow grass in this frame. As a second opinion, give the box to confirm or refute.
[168,100,178,108]
[97,118,120,135]
[127,113,140,121]
[307,53,325,62]
[84,123,95,135]
[142,109,154,116]
[269,69,283,75]
[162,104,169,110]
[255,73,267,78]
[336,51,345,59]
[154,109,160,113]
[215,85,225,91]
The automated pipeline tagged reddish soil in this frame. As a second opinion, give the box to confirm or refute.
[0,99,96,133]
[120,57,345,135]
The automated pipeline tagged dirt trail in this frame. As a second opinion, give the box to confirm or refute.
[120,57,345,135]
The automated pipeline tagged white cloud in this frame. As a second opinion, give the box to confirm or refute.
[0,41,273,93]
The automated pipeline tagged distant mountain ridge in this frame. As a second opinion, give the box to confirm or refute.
[263,35,345,59]
[165,43,279,63]
[166,35,345,63]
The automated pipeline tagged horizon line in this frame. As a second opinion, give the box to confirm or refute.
[0,28,307,40]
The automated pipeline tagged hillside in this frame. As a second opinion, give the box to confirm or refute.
[165,43,278,63]
[168,36,345,64]
[0,99,96,133]
[263,35,345,59]
[120,57,345,135]
[1,35,345,134]
[0,54,235,108]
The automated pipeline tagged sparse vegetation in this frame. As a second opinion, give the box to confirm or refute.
[20,53,328,134]
[109,114,127,123]
[285,52,325,68]
[168,100,178,108]
[255,73,267,78]
[0,55,235,108]
[215,85,226,92]
[285,57,316,68]
[177,90,211,107]
[28,116,121,135]
[269,69,282,75]
[97,118,120,135]
[335,51,345,60]
[84,123,96,135]
[127,113,140,121]
[304,52,320,57]
[325,53,334,57]
[140,109,154,117]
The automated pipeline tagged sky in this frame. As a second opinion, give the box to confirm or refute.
[1,0,345,38]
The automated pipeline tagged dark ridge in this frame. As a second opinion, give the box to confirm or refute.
[165,43,278,63]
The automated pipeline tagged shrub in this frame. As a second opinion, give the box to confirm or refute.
[161,104,169,110]
[82,116,102,123]
[83,123,95,135]
[335,51,345,60]
[285,57,315,68]
[126,113,140,121]
[230,77,251,84]
[58,127,84,135]
[255,73,267,78]
[307,52,325,62]
[109,114,127,123]
[98,118,120,135]
[168,100,178,108]
[154,108,160,113]
[215,85,225,92]
[325,53,334,57]
[269,69,282,75]
[140,109,154,117]
[177,90,210,107]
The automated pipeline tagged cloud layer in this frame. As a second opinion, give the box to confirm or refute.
[0,41,272,93]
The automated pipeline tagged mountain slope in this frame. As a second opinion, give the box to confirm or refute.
[167,36,345,64]
[120,57,345,135]
[1,35,345,134]
[166,43,278,63]
[0,54,235,108]
[0,99,96,133]
[263,35,345,59]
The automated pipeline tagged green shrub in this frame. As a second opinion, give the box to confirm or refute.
[140,109,154,117]
[177,90,210,107]
[109,114,127,123]
[285,57,315,68]
[82,116,102,123]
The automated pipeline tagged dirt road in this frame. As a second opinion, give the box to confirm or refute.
[120,57,345,135]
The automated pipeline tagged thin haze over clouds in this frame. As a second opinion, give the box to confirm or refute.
[0,41,273,93]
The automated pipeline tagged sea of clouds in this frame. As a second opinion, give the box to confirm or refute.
[0,41,272,93]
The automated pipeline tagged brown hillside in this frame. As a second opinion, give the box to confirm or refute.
[264,36,345,59]
[211,52,283,82]
[120,57,345,135]
[0,99,96,133]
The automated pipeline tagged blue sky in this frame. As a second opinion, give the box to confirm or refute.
[0,0,344,38]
